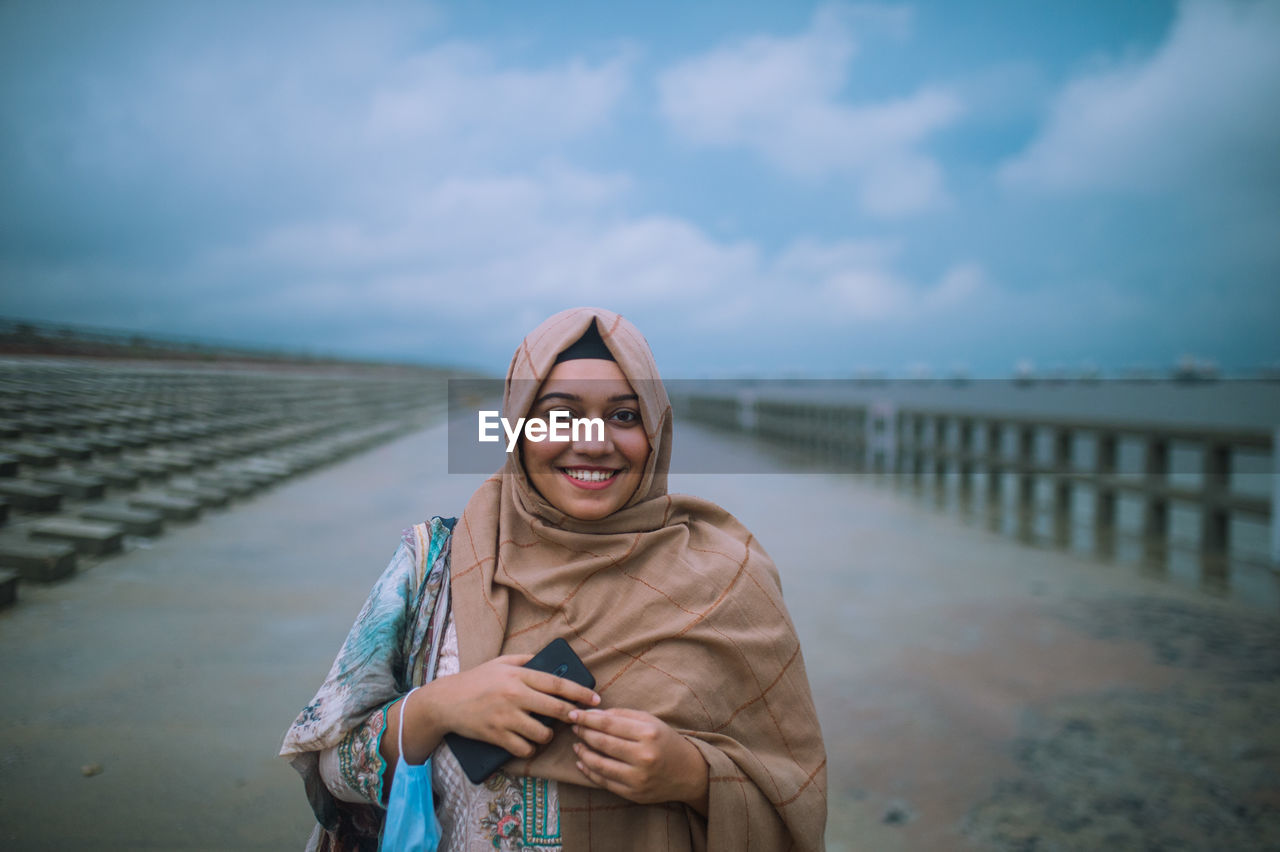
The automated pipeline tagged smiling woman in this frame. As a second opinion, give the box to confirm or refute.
[521,355,651,521]
[280,307,828,852]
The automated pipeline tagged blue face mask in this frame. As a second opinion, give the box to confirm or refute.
[380,687,441,852]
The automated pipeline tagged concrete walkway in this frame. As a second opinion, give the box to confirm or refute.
[0,420,1275,849]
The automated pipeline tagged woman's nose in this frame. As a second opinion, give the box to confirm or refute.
[571,429,614,456]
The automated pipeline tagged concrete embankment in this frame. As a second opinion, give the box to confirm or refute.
[0,419,1276,849]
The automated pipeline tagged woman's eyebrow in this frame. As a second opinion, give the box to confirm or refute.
[533,391,580,405]
[533,391,639,405]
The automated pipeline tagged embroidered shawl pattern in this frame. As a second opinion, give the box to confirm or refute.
[280,517,454,850]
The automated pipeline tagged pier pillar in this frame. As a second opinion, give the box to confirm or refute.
[1144,437,1169,562]
[1018,426,1036,540]
[911,416,924,490]
[985,422,1003,531]
[736,389,757,433]
[1272,428,1280,567]
[933,417,948,508]
[1201,441,1230,555]
[868,401,896,474]
[1053,428,1072,547]
[959,419,974,506]
[1094,432,1117,557]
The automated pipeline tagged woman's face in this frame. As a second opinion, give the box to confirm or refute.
[520,358,651,521]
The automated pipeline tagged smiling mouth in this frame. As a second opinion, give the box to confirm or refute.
[560,467,620,488]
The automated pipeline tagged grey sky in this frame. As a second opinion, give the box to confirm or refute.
[2,1,1277,376]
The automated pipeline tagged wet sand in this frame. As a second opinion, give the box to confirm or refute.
[1,420,1276,849]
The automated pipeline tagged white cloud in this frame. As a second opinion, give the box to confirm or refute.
[11,10,633,229]
[191,160,992,367]
[657,3,961,217]
[772,240,989,321]
[0,2,1005,373]
[1,148,1002,373]
[1001,0,1280,197]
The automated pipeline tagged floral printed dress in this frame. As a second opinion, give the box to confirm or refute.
[313,527,563,852]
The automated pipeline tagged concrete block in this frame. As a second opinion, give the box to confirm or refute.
[120,457,171,480]
[80,463,141,490]
[39,436,93,461]
[242,458,293,477]
[83,435,124,456]
[19,415,58,434]
[167,484,229,508]
[3,442,59,468]
[128,492,200,522]
[0,569,16,607]
[79,505,163,537]
[146,451,196,474]
[195,473,256,498]
[28,519,124,556]
[226,468,276,488]
[227,461,287,485]
[0,480,62,512]
[204,439,241,459]
[111,431,151,449]
[31,471,107,501]
[59,413,97,431]
[0,539,76,581]
[184,446,223,465]
[203,443,236,460]
[282,450,325,471]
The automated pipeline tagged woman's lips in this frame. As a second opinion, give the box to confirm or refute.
[560,467,620,490]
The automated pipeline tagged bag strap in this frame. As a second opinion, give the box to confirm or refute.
[416,519,453,685]
[397,685,423,764]
[425,578,450,683]
[410,523,433,588]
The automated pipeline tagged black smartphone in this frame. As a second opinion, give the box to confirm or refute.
[444,637,596,784]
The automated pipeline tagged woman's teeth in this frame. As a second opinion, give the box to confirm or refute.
[563,468,615,482]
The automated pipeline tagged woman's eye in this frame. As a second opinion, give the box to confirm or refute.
[611,409,640,425]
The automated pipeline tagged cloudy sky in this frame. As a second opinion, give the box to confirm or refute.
[1,0,1277,376]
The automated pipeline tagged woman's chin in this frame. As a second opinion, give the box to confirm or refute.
[554,493,619,521]
[528,472,637,520]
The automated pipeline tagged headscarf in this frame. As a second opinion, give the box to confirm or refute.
[451,307,827,851]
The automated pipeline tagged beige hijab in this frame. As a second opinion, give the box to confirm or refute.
[451,307,827,851]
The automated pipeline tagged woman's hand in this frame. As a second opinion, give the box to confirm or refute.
[394,654,601,765]
[570,708,710,815]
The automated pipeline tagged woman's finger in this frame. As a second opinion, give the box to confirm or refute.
[506,712,555,750]
[574,752,611,791]
[575,753,628,798]
[461,706,547,757]
[520,668,601,708]
[572,723,635,761]
[496,729,541,759]
[569,708,651,741]
[521,692,580,725]
[493,653,535,666]
[574,742,638,789]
